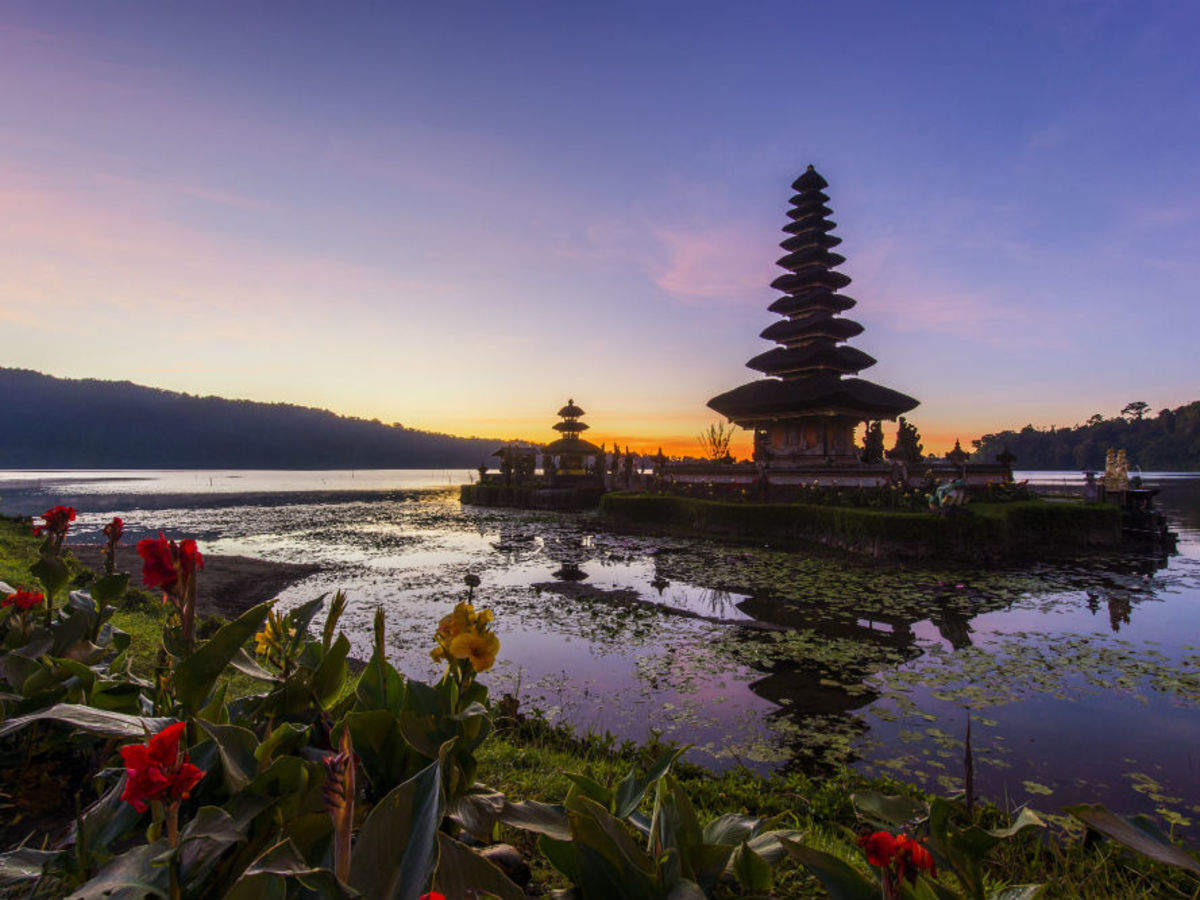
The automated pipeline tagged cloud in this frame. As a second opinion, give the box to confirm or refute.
[650,224,775,305]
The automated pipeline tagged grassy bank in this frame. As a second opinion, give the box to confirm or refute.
[599,493,1122,561]
[480,717,1193,897]
[0,514,166,670]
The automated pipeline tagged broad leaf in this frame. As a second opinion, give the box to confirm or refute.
[348,758,443,899]
[1065,803,1200,874]
[224,838,356,899]
[198,720,259,792]
[702,813,761,847]
[729,840,772,891]
[0,703,174,740]
[433,832,524,900]
[612,745,688,820]
[781,838,878,900]
[0,848,60,886]
[66,840,169,899]
[31,554,70,598]
[851,790,928,830]
[173,601,272,711]
[90,573,130,605]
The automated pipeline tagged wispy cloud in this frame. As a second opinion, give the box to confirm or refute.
[650,224,775,305]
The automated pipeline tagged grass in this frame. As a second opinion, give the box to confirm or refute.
[2,515,1197,896]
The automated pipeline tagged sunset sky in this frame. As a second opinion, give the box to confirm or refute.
[2,1,1197,456]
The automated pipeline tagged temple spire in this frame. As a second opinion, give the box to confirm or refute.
[707,165,919,458]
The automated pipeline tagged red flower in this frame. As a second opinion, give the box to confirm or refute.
[894,834,936,882]
[859,831,935,885]
[178,539,202,579]
[2,588,44,612]
[33,505,76,537]
[137,534,203,593]
[418,894,446,900]
[858,830,899,868]
[103,516,124,543]
[119,722,205,813]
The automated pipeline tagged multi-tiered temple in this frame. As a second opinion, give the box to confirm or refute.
[708,166,919,466]
[544,399,602,477]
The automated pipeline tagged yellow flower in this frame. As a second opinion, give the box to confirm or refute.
[448,630,500,672]
[255,610,296,661]
[437,602,475,639]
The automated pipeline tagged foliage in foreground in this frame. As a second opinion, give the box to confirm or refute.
[0,510,1197,897]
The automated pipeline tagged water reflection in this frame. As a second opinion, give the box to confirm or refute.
[1,469,1199,831]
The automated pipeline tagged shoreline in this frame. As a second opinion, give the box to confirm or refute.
[70,543,321,618]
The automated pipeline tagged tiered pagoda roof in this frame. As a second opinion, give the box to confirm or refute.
[545,398,602,454]
[708,166,918,425]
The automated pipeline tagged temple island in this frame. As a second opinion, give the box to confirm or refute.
[663,165,1008,490]
[465,166,1163,561]
[461,400,642,509]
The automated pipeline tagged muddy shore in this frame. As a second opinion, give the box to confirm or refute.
[71,544,320,618]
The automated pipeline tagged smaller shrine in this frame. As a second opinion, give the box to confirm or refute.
[544,399,604,480]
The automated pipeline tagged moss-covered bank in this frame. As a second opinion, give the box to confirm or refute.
[599,493,1122,561]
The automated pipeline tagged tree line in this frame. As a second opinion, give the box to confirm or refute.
[969,400,1200,471]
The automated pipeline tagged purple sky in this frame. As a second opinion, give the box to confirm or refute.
[2,1,1196,453]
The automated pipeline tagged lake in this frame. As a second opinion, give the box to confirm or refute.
[3,468,1199,835]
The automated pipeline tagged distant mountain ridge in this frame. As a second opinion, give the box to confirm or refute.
[0,369,498,469]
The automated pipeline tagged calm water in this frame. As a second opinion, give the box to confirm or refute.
[3,468,1200,833]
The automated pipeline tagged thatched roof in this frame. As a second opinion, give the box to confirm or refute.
[708,376,918,423]
[770,269,852,294]
[779,232,841,252]
[768,290,856,316]
[775,247,846,271]
[747,343,876,376]
[553,420,590,433]
[557,400,585,418]
[544,437,602,455]
[791,165,829,192]
[759,316,863,344]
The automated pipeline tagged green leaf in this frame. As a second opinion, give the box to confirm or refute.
[223,838,356,900]
[745,828,806,866]
[348,758,444,899]
[729,841,772,891]
[0,848,60,886]
[198,720,259,792]
[433,832,524,900]
[173,601,272,711]
[65,840,170,899]
[31,554,70,598]
[851,790,928,830]
[452,789,572,842]
[312,633,350,707]
[287,596,327,636]
[781,838,878,900]
[612,745,689,820]
[90,573,129,605]
[197,681,229,724]
[0,703,174,740]
[987,807,1046,840]
[1065,803,1200,874]
[702,813,761,847]
[256,722,310,764]
[564,794,659,899]
[227,647,280,682]
[564,771,613,808]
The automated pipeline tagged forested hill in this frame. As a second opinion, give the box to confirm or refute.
[970,401,1200,471]
[0,369,499,469]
